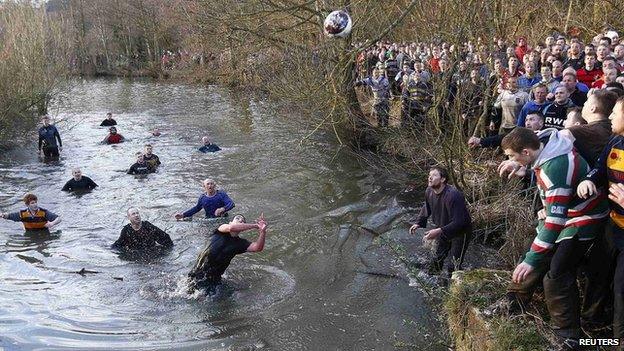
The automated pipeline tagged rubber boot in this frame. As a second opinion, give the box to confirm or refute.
[543,271,581,340]
[614,293,624,342]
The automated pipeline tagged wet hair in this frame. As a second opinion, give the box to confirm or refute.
[429,166,449,183]
[501,127,540,153]
[527,111,544,120]
[109,126,117,131]
[591,89,618,116]
[145,144,152,148]
[232,214,246,223]
[23,193,37,205]
[135,151,143,157]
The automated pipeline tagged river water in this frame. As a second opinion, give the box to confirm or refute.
[0,79,443,350]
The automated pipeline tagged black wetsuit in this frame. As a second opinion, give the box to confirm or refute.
[127,162,153,175]
[62,176,98,192]
[199,144,221,153]
[38,125,62,159]
[188,228,250,286]
[112,221,173,251]
[143,154,161,169]
[100,119,117,127]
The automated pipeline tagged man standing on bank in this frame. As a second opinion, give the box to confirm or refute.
[409,166,472,277]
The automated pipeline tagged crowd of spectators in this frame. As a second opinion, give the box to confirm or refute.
[356,30,624,350]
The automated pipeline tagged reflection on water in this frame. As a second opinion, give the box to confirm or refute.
[0,78,441,350]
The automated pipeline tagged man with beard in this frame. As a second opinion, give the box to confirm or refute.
[409,167,472,277]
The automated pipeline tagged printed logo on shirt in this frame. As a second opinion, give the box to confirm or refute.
[550,205,566,215]
[607,148,624,173]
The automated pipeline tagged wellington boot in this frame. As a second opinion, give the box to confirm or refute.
[543,271,581,339]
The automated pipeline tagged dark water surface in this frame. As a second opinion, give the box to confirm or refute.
[0,79,441,350]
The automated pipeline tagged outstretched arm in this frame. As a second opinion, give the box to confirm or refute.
[219,222,259,233]
[247,216,267,252]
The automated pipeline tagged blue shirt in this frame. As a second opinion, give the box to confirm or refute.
[199,144,221,153]
[183,191,235,218]
[38,125,62,149]
[516,101,548,127]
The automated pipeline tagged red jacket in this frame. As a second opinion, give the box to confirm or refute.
[577,67,602,87]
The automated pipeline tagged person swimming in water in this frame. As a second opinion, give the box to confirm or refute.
[174,179,234,219]
[198,136,221,153]
[100,112,117,127]
[0,193,61,231]
[61,168,98,192]
[103,126,125,144]
[112,207,173,252]
[127,152,155,175]
[188,213,267,290]
[143,144,161,170]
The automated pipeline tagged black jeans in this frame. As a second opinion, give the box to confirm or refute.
[42,146,59,159]
[433,231,471,276]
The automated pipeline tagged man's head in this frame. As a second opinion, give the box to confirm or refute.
[585,44,595,55]
[525,112,545,131]
[72,168,82,181]
[533,84,548,103]
[135,152,144,163]
[144,144,153,156]
[23,193,38,211]
[540,64,552,80]
[562,72,578,92]
[603,57,617,71]
[525,61,536,75]
[508,56,519,70]
[507,76,519,91]
[563,108,587,129]
[109,126,117,134]
[584,53,597,69]
[106,112,113,120]
[570,41,581,55]
[611,97,624,135]
[615,45,624,60]
[41,115,50,126]
[552,60,563,77]
[202,178,216,194]
[231,214,246,225]
[202,136,210,145]
[545,36,555,47]
[597,44,610,60]
[127,207,141,225]
[582,89,618,121]
[554,85,570,104]
[551,44,562,58]
[501,127,541,166]
[604,68,619,84]
[428,166,448,190]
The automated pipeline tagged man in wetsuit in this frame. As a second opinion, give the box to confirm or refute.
[188,214,267,288]
[38,115,62,160]
[143,144,161,170]
[199,136,221,153]
[175,179,234,219]
[112,208,173,251]
[103,126,125,144]
[0,193,61,230]
[100,112,117,127]
[61,168,98,192]
[127,152,154,175]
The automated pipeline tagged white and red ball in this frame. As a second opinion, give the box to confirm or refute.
[324,10,352,38]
